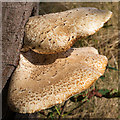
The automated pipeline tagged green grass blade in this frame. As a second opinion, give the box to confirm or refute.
[106,66,118,71]
[55,106,61,116]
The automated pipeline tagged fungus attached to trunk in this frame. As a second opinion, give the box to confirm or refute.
[8,7,112,114]
[23,7,112,54]
[8,47,108,113]
[24,7,112,54]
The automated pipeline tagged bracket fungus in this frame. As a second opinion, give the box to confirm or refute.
[23,7,112,54]
[8,47,108,113]
[8,7,112,114]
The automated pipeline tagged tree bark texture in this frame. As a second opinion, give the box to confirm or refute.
[2,2,39,89]
[2,2,39,120]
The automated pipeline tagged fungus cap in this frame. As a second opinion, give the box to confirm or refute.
[8,47,108,113]
[23,7,112,54]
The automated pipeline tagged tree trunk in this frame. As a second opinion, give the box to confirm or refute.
[2,2,39,120]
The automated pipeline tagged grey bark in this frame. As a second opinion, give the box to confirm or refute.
[2,2,39,119]
[2,2,39,89]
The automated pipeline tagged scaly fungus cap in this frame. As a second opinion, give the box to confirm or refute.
[23,7,112,54]
[8,47,108,113]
